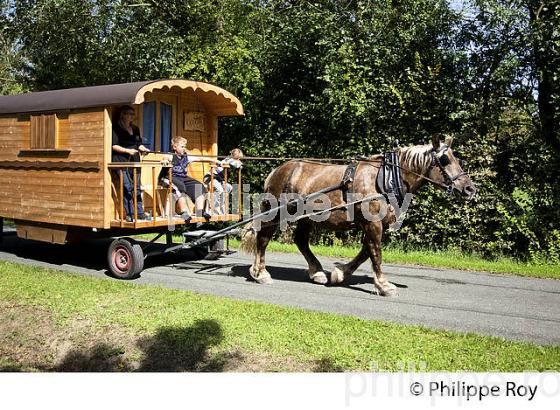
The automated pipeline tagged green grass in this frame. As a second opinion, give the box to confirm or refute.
[226,239,560,280]
[0,260,558,371]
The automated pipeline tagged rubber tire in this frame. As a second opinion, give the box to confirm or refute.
[107,238,144,279]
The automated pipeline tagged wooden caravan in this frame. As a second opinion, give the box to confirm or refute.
[0,79,245,249]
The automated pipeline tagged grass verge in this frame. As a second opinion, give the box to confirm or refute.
[226,239,560,280]
[0,260,558,372]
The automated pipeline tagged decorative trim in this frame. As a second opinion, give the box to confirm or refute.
[18,149,72,158]
[134,80,244,116]
[0,160,99,171]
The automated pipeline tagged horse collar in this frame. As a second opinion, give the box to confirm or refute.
[376,151,406,206]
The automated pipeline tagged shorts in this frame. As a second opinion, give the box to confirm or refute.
[161,175,207,202]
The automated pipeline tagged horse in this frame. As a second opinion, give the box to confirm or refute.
[242,135,476,296]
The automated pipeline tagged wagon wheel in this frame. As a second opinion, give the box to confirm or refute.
[107,238,144,279]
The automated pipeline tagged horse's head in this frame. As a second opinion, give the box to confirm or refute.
[428,135,476,200]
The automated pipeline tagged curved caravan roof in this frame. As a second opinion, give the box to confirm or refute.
[0,79,244,116]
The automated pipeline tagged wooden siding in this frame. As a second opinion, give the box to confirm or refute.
[179,88,217,182]
[0,109,106,228]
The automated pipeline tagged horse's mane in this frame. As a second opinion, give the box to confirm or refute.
[399,144,433,173]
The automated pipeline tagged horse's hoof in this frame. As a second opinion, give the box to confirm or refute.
[381,288,398,297]
[249,265,273,284]
[383,281,397,291]
[256,275,274,285]
[249,264,258,280]
[330,266,345,285]
[309,271,328,285]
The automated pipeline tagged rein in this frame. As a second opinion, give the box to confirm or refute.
[148,147,465,195]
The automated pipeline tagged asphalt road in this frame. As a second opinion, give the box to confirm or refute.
[0,232,559,346]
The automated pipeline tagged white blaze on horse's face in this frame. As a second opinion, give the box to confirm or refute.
[431,136,477,201]
[443,148,476,200]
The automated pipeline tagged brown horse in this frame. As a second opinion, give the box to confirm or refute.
[243,136,476,296]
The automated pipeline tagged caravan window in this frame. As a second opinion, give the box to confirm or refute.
[141,96,177,152]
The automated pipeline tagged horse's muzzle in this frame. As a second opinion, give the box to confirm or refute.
[462,184,476,201]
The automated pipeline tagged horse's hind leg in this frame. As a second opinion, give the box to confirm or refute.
[362,221,398,296]
[331,242,369,284]
[293,221,328,285]
[249,223,276,284]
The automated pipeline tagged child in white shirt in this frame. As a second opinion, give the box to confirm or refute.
[204,148,244,214]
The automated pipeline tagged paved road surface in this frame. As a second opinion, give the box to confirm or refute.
[0,232,558,345]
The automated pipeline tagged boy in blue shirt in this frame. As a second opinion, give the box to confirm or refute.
[161,136,220,222]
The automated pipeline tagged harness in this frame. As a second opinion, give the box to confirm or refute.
[376,150,406,206]
[282,146,465,221]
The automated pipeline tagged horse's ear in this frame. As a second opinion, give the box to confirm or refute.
[444,135,454,147]
[431,134,441,150]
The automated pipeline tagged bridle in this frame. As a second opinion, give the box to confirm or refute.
[429,145,468,195]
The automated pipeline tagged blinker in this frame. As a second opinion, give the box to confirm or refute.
[439,153,450,167]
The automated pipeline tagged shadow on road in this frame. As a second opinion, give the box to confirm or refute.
[0,233,111,270]
[0,233,207,276]
[229,264,408,292]
[0,232,407,294]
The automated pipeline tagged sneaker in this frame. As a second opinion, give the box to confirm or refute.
[125,215,133,223]
[202,211,212,222]
[137,214,150,221]
[181,212,192,223]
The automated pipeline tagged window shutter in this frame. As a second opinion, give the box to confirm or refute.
[30,114,58,149]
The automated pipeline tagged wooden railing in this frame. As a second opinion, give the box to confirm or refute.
[108,162,172,228]
[207,163,243,216]
[108,160,243,228]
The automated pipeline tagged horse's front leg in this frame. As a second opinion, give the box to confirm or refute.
[362,221,398,297]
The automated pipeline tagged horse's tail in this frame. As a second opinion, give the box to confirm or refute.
[239,222,257,254]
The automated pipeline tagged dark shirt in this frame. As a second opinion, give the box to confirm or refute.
[159,153,191,182]
[171,153,190,179]
[112,124,143,162]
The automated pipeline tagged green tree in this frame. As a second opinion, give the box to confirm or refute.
[527,0,560,151]
[0,0,25,94]
[10,0,185,89]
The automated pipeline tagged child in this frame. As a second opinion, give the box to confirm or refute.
[161,136,220,222]
[204,148,244,215]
